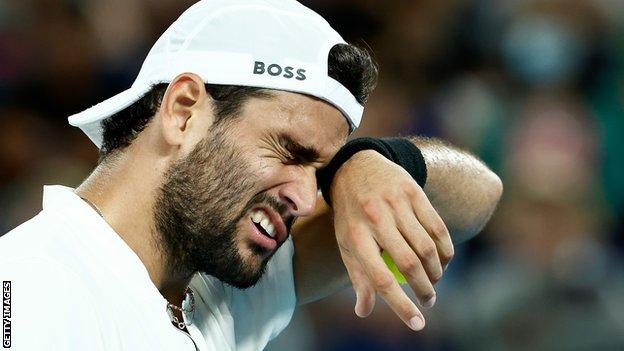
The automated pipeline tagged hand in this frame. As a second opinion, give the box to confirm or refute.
[330,150,454,331]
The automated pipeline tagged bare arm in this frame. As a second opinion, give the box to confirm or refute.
[412,136,502,244]
[292,197,348,304]
[293,136,502,309]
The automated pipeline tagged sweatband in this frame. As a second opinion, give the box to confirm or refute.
[317,137,427,205]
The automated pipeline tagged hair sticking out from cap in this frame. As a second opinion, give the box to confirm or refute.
[328,43,378,105]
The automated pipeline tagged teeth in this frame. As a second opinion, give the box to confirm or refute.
[252,211,263,223]
[251,210,277,238]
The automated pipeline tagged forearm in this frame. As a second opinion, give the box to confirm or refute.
[293,136,502,305]
[411,136,503,243]
[292,196,349,305]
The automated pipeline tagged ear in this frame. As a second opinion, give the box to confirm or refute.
[158,73,213,150]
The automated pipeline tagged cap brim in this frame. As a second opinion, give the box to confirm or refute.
[68,84,152,149]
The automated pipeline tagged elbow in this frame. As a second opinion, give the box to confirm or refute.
[486,169,503,207]
[450,169,503,244]
[477,168,503,227]
[475,169,503,232]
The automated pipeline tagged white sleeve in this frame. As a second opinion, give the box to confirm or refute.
[226,236,297,351]
[0,258,106,351]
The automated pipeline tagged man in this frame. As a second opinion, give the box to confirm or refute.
[0,0,502,350]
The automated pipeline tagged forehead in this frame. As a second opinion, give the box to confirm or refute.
[237,90,349,158]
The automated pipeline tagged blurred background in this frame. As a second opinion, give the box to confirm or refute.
[1,0,623,350]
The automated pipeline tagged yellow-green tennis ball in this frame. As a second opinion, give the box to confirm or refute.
[381,250,407,284]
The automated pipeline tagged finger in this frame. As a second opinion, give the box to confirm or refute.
[411,190,454,269]
[340,249,375,317]
[394,199,443,284]
[377,228,437,308]
[363,203,438,307]
[352,232,426,331]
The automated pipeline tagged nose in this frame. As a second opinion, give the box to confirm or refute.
[278,167,318,217]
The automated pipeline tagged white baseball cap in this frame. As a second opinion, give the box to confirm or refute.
[68,0,364,148]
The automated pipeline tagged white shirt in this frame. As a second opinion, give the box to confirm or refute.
[0,185,296,350]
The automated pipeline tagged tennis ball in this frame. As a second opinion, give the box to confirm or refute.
[381,250,407,284]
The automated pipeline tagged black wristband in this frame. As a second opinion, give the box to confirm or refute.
[317,137,427,205]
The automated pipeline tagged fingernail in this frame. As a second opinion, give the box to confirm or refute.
[355,309,363,318]
[443,262,450,271]
[354,292,363,317]
[354,292,369,318]
[409,316,425,331]
[423,294,436,308]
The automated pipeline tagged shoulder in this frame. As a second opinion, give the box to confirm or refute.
[1,253,99,311]
[1,210,72,258]
[1,256,106,349]
[1,213,107,345]
[0,208,95,271]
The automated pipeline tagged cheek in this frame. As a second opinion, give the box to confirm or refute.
[253,158,292,190]
[255,159,274,178]
[229,217,249,248]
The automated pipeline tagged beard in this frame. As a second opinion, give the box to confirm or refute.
[152,123,292,289]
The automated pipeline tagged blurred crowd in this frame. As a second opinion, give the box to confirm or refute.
[1,0,623,350]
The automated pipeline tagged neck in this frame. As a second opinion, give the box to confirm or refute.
[75,151,191,306]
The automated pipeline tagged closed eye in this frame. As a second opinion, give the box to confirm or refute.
[277,133,321,166]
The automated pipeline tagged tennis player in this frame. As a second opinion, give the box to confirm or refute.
[0,0,502,350]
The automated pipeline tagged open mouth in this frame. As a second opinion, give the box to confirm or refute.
[251,209,277,239]
[252,220,275,239]
[246,206,288,252]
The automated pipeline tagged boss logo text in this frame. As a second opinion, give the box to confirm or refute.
[253,61,306,80]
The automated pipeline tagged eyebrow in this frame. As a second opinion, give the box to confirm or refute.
[277,133,322,164]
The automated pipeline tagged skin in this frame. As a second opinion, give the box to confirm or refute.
[292,143,503,331]
[75,72,347,309]
[152,122,292,290]
[76,72,502,333]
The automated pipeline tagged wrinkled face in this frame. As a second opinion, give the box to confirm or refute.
[153,91,348,288]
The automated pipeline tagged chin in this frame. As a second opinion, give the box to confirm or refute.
[217,242,269,289]
[220,266,266,290]
[240,241,271,271]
